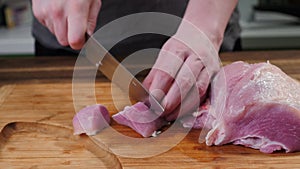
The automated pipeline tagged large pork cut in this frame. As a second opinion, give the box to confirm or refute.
[185,61,300,153]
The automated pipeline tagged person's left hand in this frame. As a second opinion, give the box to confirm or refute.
[143,35,220,121]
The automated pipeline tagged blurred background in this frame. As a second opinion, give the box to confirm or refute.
[0,0,300,57]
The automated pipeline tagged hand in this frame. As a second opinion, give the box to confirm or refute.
[32,0,101,50]
[143,0,237,121]
[143,34,220,121]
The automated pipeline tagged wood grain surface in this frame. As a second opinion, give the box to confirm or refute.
[0,50,300,169]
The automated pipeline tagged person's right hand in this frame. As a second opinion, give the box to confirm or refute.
[32,0,101,50]
[143,33,220,121]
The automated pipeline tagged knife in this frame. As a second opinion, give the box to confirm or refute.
[84,34,164,113]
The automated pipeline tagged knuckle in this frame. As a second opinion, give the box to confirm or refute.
[33,8,46,22]
[72,0,86,11]
[157,70,174,83]
[90,0,102,8]
[57,37,68,46]
[174,50,190,58]
[162,41,192,60]
[51,6,64,19]
[180,75,194,87]
[69,36,84,49]
[94,0,102,7]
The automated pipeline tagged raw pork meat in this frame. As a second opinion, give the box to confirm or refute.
[112,102,167,137]
[190,61,300,153]
[73,104,111,135]
[180,100,212,129]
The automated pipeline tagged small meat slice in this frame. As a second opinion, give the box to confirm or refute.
[204,61,300,153]
[112,102,167,137]
[73,104,111,136]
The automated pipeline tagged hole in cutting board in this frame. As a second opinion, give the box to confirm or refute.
[0,122,122,169]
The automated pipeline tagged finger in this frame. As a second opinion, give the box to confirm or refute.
[67,3,89,50]
[165,86,199,121]
[143,38,188,96]
[53,16,68,46]
[32,0,47,26]
[161,53,204,116]
[44,19,55,35]
[146,49,186,102]
[50,1,68,46]
[196,67,210,98]
[147,69,174,102]
[142,70,154,89]
[87,0,101,35]
[165,68,210,121]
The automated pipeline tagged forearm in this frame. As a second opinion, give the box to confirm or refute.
[178,0,238,51]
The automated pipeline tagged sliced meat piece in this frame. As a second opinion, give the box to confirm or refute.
[73,104,110,136]
[204,61,300,153]
[112,102,167,137]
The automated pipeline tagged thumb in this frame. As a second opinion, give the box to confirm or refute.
[87,0,102,35]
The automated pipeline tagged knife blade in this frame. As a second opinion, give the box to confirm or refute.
[84,34,164,113]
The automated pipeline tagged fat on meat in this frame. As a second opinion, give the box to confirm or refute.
[193,61,300,153]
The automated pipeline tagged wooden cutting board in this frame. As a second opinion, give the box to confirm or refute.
[0,51,300,169]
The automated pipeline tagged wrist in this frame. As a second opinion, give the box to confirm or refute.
[176,0,238,51]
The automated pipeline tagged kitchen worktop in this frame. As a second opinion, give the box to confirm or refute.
[0,50,300,168]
